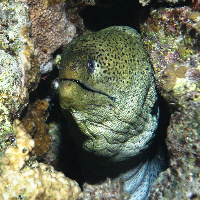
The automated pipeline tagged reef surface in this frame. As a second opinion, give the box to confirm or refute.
[141,6,200,200]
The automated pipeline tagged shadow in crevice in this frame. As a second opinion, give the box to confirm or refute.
[79,0,151,32]
[79,0,192,33]
[55,110,84,186]
[155,93,171,168]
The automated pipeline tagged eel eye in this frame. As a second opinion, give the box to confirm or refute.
[87,60,95,73]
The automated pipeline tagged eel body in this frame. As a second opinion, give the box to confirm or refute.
[59,26,164,199]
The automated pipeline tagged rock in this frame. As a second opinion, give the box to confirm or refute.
[0,0,40,154]
[28,0,76,74]
[141,6,200,199]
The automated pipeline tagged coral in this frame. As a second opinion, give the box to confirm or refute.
[141,6,200,199]
[141,6,200,107]
[79,178,130,200]
[21,99,51,159]
[0,119,82,199]
[0,0,40,153]
[28,0,76,74]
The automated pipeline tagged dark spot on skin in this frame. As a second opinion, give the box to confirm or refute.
[192,145,197,150]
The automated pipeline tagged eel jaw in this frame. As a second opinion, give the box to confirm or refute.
[60,78,115,101]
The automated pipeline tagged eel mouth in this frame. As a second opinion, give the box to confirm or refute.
[60,78,115,101]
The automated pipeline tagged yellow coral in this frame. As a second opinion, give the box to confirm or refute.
[0,119,82,200]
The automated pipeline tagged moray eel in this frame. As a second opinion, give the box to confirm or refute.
[59,26,164,199]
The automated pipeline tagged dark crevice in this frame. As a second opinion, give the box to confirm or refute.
[79,0,192,33]
[79,0,148,32]
[155,93,171,167]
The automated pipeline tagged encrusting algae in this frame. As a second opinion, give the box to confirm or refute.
[0,119,82,200]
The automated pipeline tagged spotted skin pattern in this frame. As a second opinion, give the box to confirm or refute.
[59,26,163,199]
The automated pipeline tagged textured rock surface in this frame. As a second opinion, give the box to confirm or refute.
[141,6,200,199]
[0,0,40,154]
[141,6,200,107]
[28,0,76,74]
[150,104,200,199]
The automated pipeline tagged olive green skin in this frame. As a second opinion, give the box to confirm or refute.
[59,26,159,162]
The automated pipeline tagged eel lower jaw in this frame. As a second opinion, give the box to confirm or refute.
[60,78,115,101]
